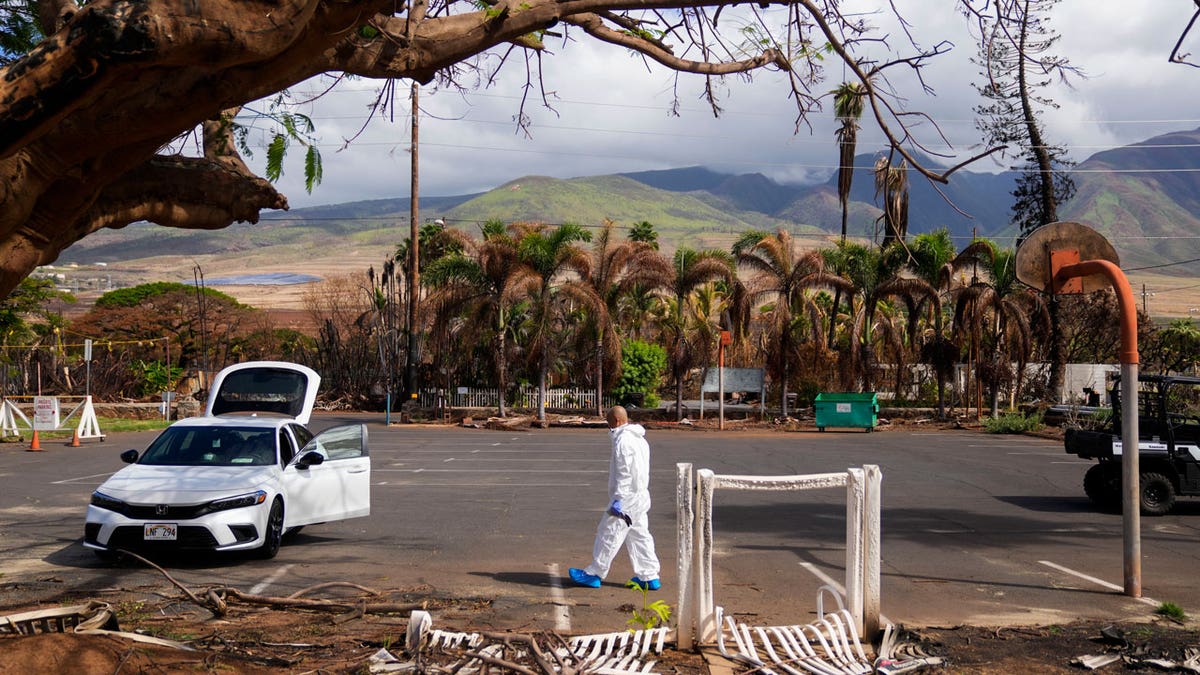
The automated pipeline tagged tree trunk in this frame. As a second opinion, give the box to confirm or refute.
[675,364,684,422]
[936,374,946,420]
[596,337,604,417]
[496,330,508,418]
[1047,296,1066,403]
[537,363,547,423]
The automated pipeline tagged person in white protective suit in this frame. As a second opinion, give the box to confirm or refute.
[569,406,662,590]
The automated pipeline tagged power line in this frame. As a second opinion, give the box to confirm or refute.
[1127,257,1200,271]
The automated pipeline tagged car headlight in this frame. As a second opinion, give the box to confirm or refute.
[90,491,125,512]
[203,490,268,514]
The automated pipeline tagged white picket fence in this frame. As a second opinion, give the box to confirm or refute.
[417,387,615,411]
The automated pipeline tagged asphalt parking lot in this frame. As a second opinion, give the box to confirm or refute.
[3,416,1198,636]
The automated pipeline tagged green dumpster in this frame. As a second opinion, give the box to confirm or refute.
[814,392,878,432]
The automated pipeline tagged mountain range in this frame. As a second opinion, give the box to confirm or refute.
[60,128,1200,272]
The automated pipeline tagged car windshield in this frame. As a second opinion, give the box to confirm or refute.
[139,426,277,466]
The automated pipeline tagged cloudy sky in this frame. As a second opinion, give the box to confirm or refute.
[241,1,1200,209]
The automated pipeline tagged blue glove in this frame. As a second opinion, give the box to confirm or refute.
[608,500,632,525]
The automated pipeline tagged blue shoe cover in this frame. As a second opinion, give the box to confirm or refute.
[569,567,601,588]
[630,576,661,591]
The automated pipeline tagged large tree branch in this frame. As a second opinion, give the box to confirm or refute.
[83,154,289,233]
[563,13,789,74]
[83,110,289,234]
[326,0,796,80]
[0,0,327,158]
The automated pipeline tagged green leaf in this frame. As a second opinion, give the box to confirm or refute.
[304,144,323,193]
[265,134,287,182]
[280,113,299,139]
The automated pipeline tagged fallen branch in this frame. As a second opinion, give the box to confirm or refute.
[114,551,423,620]
[222,588,426,615]
[116,549,224,616]
[287,581,381,599]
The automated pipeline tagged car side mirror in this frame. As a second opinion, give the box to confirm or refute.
[120,449,139,464]
[295,451,325,470]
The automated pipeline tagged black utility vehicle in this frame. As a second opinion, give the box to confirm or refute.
[1064,374,1200,515]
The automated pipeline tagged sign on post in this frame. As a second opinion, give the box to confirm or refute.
[160,391,176,421]
[33,396,60,431]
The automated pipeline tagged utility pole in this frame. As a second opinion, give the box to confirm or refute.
[404,83,420,402]
[193,264,209,379]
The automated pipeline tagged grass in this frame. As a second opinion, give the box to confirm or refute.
[983,411,1045,434]
[1155,602,1188,622]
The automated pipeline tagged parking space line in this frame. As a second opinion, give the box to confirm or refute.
[547,563,571,631]
[394,450,587,454]
[798,562,892,625]
[1038,560,1160,607]
[967,443,1053,448]
[50,472,115,485]
[374,468,607,474]
[367,478,588,482]
[408,454,604,458]
[250,564,294,595]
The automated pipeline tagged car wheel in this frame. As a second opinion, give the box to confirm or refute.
[258,498,285,559]
[1083,463,1121,511]
[1139,472,1176,516]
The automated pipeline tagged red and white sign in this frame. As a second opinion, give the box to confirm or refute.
[33,396,60,431]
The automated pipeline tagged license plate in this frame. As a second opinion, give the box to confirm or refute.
[144,523,178,541]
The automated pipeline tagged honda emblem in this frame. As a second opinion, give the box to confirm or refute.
[155,505,169,516]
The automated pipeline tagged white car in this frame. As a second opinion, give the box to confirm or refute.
[83,361,370,559]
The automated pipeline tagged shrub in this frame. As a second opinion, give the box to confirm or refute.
[983,411,1045,434]
[611,340,667,408]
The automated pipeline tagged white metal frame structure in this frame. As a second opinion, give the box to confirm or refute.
[674,463,882,649]
[1,395,105,441]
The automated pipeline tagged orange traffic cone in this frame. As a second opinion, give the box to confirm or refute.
[70,429,81,447]
[28,430,42,452]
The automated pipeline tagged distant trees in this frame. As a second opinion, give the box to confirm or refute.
[75,282,256,370]
[663,247,731,420]
[41,225,1187,416]
[43,282,258,397]
[736,229,845,417]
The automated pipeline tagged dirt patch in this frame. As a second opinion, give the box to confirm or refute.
[3,582,1196,673]
[0,583,705,674]
[905,621,1200,673]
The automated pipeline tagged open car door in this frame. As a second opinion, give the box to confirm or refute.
[282,424,370,526]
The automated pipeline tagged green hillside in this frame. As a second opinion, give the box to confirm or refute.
[54,129,1200,280]
[442,174,806,240]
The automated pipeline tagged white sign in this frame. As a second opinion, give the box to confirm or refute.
[33,396,60,431]
[836,402,852,414]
